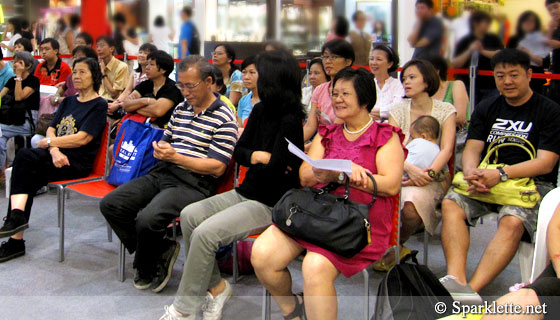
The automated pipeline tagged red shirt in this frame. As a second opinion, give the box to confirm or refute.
[33,57,72,86]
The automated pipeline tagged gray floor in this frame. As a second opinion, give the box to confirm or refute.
[0,188,522,320]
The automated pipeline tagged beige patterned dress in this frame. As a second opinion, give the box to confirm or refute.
[390,98,456,234]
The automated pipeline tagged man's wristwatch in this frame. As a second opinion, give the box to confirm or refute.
[47,138,52,149]
[54,96,59,104]
[14,77,22,81]
[337,172,345,184]
[498,167,508,182]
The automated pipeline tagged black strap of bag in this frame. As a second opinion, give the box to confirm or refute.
[320,172,377,207]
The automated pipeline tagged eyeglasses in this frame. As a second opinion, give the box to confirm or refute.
[331,92,353,99]
[211,51,225,56]
[176,81,201,91]
[321,55,342,62]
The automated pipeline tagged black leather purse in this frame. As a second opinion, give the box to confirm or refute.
[272,174,377,258]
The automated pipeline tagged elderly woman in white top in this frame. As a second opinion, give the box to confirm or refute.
[369,44,404,121]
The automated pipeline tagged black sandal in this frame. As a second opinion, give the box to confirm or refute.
[284,292,306,320]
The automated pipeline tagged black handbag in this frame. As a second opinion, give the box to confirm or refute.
[0,93,32,127]
[272,174,377,258]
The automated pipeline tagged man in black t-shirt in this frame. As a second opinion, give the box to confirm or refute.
[408,0,444,59]
[114,50,183,128]
[440,49,560,303]
[452,10,504,105]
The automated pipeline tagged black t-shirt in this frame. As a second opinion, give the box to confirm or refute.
[50,96,108,172]
[134,77,183,128]
[5,75,40,111]
[412,16,444,59]
[454,33,504,92]
[20,31,34,40]
[467,93,560,185]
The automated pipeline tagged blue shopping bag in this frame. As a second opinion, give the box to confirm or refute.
[106,119,164,186]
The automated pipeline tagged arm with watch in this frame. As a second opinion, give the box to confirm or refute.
[38,127,95,154]
[300,132,403,197]
[463,139,559,193]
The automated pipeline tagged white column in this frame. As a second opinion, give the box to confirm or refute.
[397,0,417,64]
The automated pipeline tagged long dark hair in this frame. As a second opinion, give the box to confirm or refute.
[256,50,304,119]
[214,43,239,77]
[515,11,541,39]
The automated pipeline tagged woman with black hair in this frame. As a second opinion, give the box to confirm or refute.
[508,11,547,94]
[32,46,99,148]
[380,59,456,271]
[237,55,259,125]
[252,67,405,320]
[425,54,469,127]
[0,57,107,262]
[109,43,158,115]
[1,18,23,58]
[368,44,404,121]
[303,39,354,141]
[212,43,243,106]
[160,50,305,320]
[302,58,329,115]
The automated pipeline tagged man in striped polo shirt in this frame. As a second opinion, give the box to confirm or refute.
[100,56,238,293]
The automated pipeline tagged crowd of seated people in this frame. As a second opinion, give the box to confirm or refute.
[0,20,559,320]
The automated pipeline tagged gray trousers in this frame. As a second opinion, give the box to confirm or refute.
[173,189,272,314]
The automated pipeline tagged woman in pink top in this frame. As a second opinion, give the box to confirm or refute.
[304,39,354,141]
[252,68,406,320]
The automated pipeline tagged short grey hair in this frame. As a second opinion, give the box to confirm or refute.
[177,55,215,82]
[14,51,35,68]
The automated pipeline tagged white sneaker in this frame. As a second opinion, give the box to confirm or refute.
[202,280,234,320]
[159,305,195,320]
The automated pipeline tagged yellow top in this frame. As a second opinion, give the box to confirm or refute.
[99,56,129,101]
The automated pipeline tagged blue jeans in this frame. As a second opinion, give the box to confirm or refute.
[0,111,38,168]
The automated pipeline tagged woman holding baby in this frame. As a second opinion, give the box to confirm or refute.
[372,59,457,271]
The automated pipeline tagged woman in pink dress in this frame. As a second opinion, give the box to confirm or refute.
[252,68,406,320]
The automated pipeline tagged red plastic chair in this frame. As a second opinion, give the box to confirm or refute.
[47,123,111,262]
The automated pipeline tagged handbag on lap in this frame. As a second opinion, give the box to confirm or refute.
[272,174,377,258]
[452,135,540,208]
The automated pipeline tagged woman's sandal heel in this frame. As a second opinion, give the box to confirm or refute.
[283,292,306,320]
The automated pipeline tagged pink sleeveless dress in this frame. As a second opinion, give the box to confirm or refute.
[292,122,407,277]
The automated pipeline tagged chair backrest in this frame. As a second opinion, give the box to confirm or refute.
[530,187,560,282]
[90,123,110,177]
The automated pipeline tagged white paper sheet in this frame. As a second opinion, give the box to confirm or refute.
[286,138,353,174]
[519,32,552,59]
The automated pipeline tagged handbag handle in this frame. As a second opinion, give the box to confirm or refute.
[319,172,378,208]
[481,135,536,166]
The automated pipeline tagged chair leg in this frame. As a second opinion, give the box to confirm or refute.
[362,269,370,320]
[423,230,429,266]
[57,185,63,228]
[262,287,271,320]
[59,187,66,262]
[232,241,239,284]
[119,241,126,282]
[107,223,113,242]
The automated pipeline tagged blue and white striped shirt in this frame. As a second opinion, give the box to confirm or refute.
[163,95,238,165]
